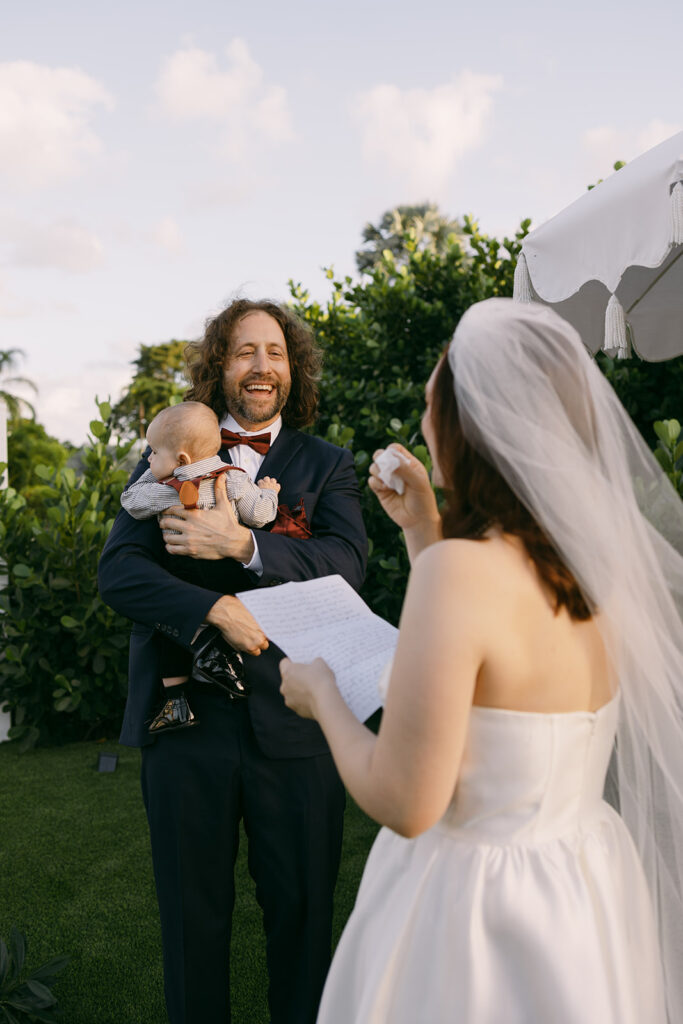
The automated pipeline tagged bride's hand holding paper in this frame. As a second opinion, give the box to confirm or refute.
[238,575,394,722]
[280,656,337,720]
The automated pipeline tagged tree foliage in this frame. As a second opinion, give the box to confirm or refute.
[0,349,37,420]
[291,215,531,623]
[587,159,626,191]
[6,419,72,497]
[355,203,465,274]
[111,340,189,440]
[652,418,683,496]
[2,201,681,748]
[0,402,134,749]
[597,352,683,444]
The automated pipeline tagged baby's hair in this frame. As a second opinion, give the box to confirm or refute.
[147,402,221,461]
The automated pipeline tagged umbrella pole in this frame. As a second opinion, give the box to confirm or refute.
[625,248,683,317]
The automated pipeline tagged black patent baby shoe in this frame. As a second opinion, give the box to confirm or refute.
[191,626,250,699]
[148,693,199,734]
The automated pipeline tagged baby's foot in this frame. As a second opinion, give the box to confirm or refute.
[148,694,198,733]
[258,477,280,492]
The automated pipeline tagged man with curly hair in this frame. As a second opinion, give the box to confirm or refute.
[98,299,368,1024]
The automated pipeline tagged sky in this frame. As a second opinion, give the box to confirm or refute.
[1,0,681,445]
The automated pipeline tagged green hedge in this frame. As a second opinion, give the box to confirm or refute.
[291,219,528,623]
[0,403,134,749]
[1,217,680,748]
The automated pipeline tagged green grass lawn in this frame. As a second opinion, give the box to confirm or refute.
[0,738,379,1024]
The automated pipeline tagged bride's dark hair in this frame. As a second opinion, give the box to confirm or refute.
[430,352,592,621]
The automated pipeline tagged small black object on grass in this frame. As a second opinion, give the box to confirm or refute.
[97,752,118,773]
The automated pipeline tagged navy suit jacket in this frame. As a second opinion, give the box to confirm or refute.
[98,425,368,755]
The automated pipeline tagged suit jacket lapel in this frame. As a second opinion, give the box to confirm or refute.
[218,424,303,480]
[257,425,303,480]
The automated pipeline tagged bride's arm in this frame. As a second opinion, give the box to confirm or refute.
[368,444,442,564]
[280,540,485,837]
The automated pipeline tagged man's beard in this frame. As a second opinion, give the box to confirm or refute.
[224,378,290,425]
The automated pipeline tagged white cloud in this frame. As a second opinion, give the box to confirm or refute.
[581,125,622,172]
[582,119,682,173]
[0,280,36,318]
[156,38,260,118]
[637,119,681,153]
[355,70,503,194]
[185,178,257,208]
[108,215,184,254]
[154,38,294,158]
[32,363,133,445]
[0,213,105,272]
[149,216,183,254]
[251,84,293,146]
[0,61,114,187]
[0,278,78,318]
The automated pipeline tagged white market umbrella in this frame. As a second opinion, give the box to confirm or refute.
[513,131,683,361]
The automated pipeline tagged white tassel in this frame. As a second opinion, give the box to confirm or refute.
[513,252,534,303]
[672,181,683,244]
[603,293,631,359]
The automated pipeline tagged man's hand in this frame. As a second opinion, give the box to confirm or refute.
[206,595,269,657]
[158,476,256,563]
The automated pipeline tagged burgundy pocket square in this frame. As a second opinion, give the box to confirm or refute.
[270,500,312,539]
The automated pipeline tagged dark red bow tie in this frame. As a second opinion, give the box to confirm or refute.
[221,428,271,455]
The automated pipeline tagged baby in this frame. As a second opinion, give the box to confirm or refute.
[120,401,280,734]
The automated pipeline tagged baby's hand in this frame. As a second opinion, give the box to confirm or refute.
[258,476,281,493]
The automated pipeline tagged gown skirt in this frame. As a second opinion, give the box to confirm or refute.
[317,696,667,1023]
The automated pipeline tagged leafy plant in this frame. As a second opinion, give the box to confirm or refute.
[6,419,72,498]
[597,353,683,444]
[653,419,683,495]
[587,159,626,191]
[289,213,530,623]
[4,203,680,748]
[355,203,465,273]
[0,349,37,421]
[0,400,135,749]
[111,340,189,441]
[0,927,69,1023]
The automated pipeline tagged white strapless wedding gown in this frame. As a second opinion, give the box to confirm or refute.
[318,693,667,1023]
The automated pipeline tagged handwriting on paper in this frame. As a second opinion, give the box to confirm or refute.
[237,575,398,721]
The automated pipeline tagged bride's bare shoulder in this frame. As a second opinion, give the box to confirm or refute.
[413,535,524,592]
[414,537,499,576]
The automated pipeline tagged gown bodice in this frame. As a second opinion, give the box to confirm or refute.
[439,696,620,844]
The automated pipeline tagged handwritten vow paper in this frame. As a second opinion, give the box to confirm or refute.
[236,575,398,722]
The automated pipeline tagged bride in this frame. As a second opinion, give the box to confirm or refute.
[279,298,683,1023]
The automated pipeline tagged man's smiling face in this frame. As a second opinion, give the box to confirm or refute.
[222,311,292,430]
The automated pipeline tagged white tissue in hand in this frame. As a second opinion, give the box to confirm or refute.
[375,448,408,495]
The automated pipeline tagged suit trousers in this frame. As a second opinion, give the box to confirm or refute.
[141,688,346,1024]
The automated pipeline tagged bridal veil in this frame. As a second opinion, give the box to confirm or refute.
[448,298,683,1022]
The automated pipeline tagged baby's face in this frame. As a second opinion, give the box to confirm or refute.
[146,431,180,481]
